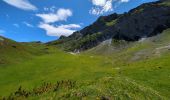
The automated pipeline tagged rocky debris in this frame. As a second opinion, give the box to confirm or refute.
[154,44,170,56]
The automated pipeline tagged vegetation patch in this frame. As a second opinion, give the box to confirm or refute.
[106,19,117,26]
[1,80,76,100]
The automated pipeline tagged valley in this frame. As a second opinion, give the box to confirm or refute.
[0,29,170,99]
[0,0,170,99]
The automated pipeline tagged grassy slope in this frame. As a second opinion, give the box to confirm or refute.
[0,29,170,99]
[84,29,170,98]
[0,37,48,65]
[0,48,114,97]
[160,0,170,6]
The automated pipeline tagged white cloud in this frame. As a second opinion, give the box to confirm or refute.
[120,0,129,3]
[3,0,37,11]
[36,8,75,37]
[58,24,81,29]
[38,23,81,37]
[43,6,56,12]
[90,0,130,15]
[23,22,34,27]
[92,0,107,6]
[36,8,72,23]
[90,0,113,15]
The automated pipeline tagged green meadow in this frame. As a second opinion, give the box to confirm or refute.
[0,29,170,99]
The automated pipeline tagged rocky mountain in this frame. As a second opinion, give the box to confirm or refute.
[48,0,170,52]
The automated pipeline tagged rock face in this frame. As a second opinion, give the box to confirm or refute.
[48,0,170,51]
[112,0,170,41]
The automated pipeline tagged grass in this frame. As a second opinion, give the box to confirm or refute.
[121,53,170,98]
[83,29,170,98]
[28,76,164,100]
[0,48,114,97]
[0,29,170,99]
[160,1,170,6]
[106,19,117,26]
[0,37,48,65]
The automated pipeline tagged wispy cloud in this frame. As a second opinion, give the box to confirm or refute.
[58,24,81,29]
[2,0,37,11]
[120,0,129,2]
[38,23,81,37]
[13,24,19,28]
[90,0,130,15]
[43,6,57,13]
[23,22,34,27]
[36,8,72,23]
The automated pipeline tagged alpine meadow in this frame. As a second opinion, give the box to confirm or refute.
[0,0,170,100]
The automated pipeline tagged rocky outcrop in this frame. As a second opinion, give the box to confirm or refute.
[111,0,170,41]
[48,0,170,51]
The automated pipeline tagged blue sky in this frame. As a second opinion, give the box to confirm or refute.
[0,0,157,42]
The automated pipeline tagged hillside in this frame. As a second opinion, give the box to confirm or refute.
[0,29,170,99]
[85,28,170,58]
[1,0,170,100]
[0,36,50,65]
[48,0,170,52]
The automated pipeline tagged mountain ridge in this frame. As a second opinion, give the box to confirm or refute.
[48,0,170,52]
